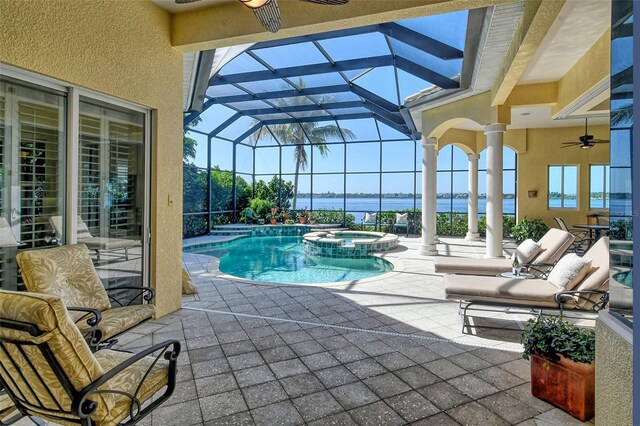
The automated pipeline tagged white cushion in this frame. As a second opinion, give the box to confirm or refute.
[547,254,592,290]
[395,213,408,225]
[364,212,377,224]
[515,239,542,264]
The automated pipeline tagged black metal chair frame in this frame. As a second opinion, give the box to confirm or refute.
[553,217,594,255]
[457,289,609,334]
[0,317,179,426]
[70,285,156,351]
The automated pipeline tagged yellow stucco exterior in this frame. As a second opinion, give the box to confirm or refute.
[0,0,184,316]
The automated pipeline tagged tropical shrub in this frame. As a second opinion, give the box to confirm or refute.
[512,217,549,243]
[522,316,595,364]
[249,198,275,219]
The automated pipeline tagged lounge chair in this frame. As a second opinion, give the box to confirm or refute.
[434,228,575,277]
[554,217,593,255]
[0,289,179,426]
[392,212,410,237]
[444,237,610,331]
[16,243,155,349]
[0,217,22,248]
[362,212,378,231]
[49,215,140,261]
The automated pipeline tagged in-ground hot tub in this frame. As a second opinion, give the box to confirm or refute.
[303,230,399,259]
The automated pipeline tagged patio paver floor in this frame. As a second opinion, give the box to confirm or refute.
[16,236,595,425]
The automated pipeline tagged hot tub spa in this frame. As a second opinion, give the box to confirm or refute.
[303,230,399,259]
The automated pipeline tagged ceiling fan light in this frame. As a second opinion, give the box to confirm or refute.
[580,144,593,150]
[240,0,271,9]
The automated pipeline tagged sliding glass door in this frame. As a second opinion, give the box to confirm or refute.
[0,73,149,296]
[0,79,66,290]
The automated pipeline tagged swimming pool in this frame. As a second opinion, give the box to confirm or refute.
[186,235,393,284]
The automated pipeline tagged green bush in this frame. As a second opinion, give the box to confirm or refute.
[183,214,207,239]
[249,198,275,219]
[511,217,549,243]
[522,316,595,364]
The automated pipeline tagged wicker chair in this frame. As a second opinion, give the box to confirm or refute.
[16,244,156,349]
[0,290,179,426]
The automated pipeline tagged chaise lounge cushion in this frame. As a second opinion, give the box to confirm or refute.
[573,237,610,309]
[444,275,576,309]
[435,257,512,276]
[434,228,575,276]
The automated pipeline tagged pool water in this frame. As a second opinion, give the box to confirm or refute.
[191,236,393,284]
[613,270,633,288]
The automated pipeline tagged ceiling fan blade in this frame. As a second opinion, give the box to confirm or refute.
[175,0,201,3]
[561,142,581,145]
[253,0,281,33]
[300,0,349,4]
[593,139,610,144]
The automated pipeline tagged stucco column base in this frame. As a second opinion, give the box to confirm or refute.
[465,232,480,241]
[419,243,438,256]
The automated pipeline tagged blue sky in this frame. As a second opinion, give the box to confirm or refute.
[187,10,521,195]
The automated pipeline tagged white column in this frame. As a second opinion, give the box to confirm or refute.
[432,150,440,243]
[484,124,507,258]
[419,137,438,256]
[466,153,480,241]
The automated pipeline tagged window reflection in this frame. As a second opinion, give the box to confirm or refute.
[609,1,633,321]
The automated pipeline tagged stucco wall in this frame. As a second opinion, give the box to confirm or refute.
[595,315,633,425]
[516,124,609,227]
[0,0,184,316]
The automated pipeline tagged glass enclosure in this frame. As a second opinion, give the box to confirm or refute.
[609,0,633,322]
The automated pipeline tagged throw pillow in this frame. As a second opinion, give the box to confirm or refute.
[182,267,198,295]
[515,239,542,264]
[395,213,408,224]
[547,254,592,290]
[364,212,377,224]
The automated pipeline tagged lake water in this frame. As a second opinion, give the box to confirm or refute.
[292,197,620,218]
[294,197,516,217]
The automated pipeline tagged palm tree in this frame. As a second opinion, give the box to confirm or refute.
[252,81,356,209]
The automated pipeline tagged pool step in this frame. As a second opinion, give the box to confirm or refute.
[210,229,253,237]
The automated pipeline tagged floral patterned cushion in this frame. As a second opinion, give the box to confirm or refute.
[89,305,156,340]
[16,244,111,312]
[94,349,169,424]
[0,290,114,424]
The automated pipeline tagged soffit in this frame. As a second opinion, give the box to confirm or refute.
[518,0,611,84]
[152,0,232,14]
[509,105,609,129]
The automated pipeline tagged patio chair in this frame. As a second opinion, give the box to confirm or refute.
[361,212,378,231]
[554,217,593,255]
[444,237,610,332]
[0,289,179,426]
[0,388,22,425]
[50,215,141,261]
[435,228,575,277]
[16,244,156,349]
[392,212,410,237]
[0,217,23,248]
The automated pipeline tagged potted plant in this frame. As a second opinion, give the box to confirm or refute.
[308,211,316,225]
[521,316,595,421]
[284,218,295,225]
[281,210,291,221]
[268,208,278,225]
[298,207,308,224]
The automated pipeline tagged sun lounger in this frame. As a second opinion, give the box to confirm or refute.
[50,215,141,261]
[444,237,610,331]
[434,228,575,277]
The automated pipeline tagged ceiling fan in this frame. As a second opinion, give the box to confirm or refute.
[561,118,610,150]
[175,0,350,33]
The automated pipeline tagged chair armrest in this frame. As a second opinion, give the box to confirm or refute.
[67,307,102,327]
[105,286,155,307]
[72,340,181,420]
[555,290,609,311]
